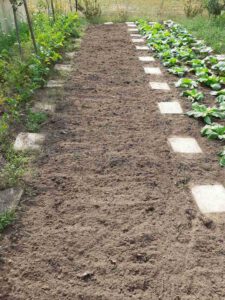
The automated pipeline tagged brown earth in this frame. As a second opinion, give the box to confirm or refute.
[0,23,225,300]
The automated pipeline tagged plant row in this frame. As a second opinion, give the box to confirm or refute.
[137,19,225,167]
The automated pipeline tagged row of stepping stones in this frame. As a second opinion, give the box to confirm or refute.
[0,40,80,215]
[126,21,225,217]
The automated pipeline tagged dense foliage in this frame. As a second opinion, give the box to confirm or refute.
[137,19,225,166]
[0,12,82,142]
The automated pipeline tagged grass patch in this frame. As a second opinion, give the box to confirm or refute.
[177,15,225,54]
[0,146,28,189]
[26,111,48,132]
[0,210,15,232]
[97,0,185,21]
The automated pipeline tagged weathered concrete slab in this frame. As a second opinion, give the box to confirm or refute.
[65,52,75,59]
[104,22,113,25]
[54,64,72,73]
[0,188,23,214]
[144,67,162,75]
[132,38,145,43]
[139,56,155,62]
[168,137,202,154]
[130,34,142,38]
[128,28,138,32]
[158,102,183,114]
[136,46,149,51]
[191,184,225,213]
[33,102,56,113]
[127,24,136,28]
[14,133,45,151]
[47,80,64,88]
[149,82,170,90]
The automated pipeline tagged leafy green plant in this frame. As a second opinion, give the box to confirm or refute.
[204,55,218,66]
[211,89,225,103]
[0,146,28,189]
[194,67,210,77]
[186,103,225,124]
[201,123,225,140]
[175,78,198,89]
[181,89,204,102]
[218,148,225,167]
[168,66,188,77]
[0,211,15,232]
[26,111,48,132]
[163,57,179,67]
[212,62,225,76]
[189,58,205,68]
[197,75,222,90]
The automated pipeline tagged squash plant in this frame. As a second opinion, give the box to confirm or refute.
[175,78,198,89]
[187,103,225,124]
[181,89,204,102]
[218,148,225,167]
[201,123,225,140]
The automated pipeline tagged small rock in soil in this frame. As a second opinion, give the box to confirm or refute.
[77,271,94,281]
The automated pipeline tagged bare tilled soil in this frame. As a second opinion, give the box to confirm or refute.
[0,24,225,300]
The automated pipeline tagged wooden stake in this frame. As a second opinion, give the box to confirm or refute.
[23,0,38,54]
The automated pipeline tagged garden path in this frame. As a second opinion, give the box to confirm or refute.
[0,23,225,299]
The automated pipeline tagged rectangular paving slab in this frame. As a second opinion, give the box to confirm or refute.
[127,24,136,28]
[128,28,139,32]
[149,82,170,90]
[132,38,145,43]
[158,101,183,114]
[191,184,225,213]
[33,102,56,113]
[144,67,162,75]
[65,52,75,59]
[104,22,113,25]
[130,34,142,38]
[47,80,64,88]
[136,46,149,51]
[0,188,23,214]
[168,137,202,154]
[54,64,72,72]
[14,133,45,151]
[139,56,155,62]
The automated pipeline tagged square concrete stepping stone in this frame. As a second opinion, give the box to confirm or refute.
[149,82,170,90]
[144,67,162,75]
[168,137,202,154]
[54,64,72,72]
[132,38,145,43]
[0,188,23,214]
[158,101,183,114]
[104,22,113,25]
[128,28,138,32]
[14,133,45,151]
[139,56,155,62]
[191,184,225,213]
[136,45,149,51]
[47,80,64,88]
[130,34,142,38]
[33,102,56,113]
[65,52,75,59]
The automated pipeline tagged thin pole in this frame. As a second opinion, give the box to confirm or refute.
[50,0,56,22]
[23,0,38,54]
[75,0,78,11]
[12,5,23,58]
